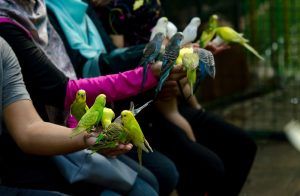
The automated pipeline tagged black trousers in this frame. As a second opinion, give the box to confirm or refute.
[137,103,257,196]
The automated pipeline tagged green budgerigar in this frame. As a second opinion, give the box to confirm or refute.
[90,122,128,153]
[101,107,115,130]
[121,110,153,165]
[70,89,89,121]
[214,26,264,60]
[70,94,106,138]
[199,14,219,48]
[182,52,199,95]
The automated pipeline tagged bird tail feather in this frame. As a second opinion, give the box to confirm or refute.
[243,43,264,61]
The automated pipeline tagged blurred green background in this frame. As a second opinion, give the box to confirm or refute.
[162,0,300,132]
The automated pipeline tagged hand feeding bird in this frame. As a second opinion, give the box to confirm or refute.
[91,101,153,155]
[181,17,201,47]
[70,94,106,138]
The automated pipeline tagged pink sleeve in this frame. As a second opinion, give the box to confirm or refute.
[64,66,158,109]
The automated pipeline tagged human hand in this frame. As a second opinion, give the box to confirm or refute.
[205,42,230,55]
[84,132,133,157]
[97,143,133,157]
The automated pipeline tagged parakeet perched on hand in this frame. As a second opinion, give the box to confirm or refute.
[139,32,165,91]
[70,94,106,138]
[101,107,115,130]
[166,21,177,40]
[214,26,264,60]
[150,17,168,41]
[155,32,184,97]
[197,48,216,79]
[199,14,219,48]
[121,110,153,165]
[89,122,128,153]
[181,17,201,47]
[176,47,194,65]
[182,53,199,95]
[70,89,89,121]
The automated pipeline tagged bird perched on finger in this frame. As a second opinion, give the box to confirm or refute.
[150,17,168,41]
[214,26,264,60]
[121,110,153,165]
[166,21,177,40]
[70,89,89,122]
[70,94,106,138]
[139,32,165,91]
[181,17,201,47]
[155,32,184,97]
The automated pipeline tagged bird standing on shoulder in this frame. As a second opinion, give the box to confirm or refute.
[70,94,106,138]
[181,17,201,47]
[121,110,153,165]
[139,32,165,91]
[70,89,89,122]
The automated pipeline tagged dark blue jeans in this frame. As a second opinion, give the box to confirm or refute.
[125,151,179,196]
[0,186,67,196]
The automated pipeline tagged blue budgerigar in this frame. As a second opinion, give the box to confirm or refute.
[155,32,184,97]
[139,32,165,91]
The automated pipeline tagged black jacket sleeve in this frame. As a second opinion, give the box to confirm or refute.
[0,23,68,110]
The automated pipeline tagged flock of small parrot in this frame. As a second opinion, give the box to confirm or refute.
[68,14,264,165]
[69,90,153,165]
[138,14,264,97]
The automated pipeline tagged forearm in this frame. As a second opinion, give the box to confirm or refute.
[65,65,158,108]
[20,121,87,155]
[4,100,88,156]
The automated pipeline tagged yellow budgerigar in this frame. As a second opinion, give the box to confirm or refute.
[70,94,106,138]
[101,107,115,130]
[182,52,199,95]
[176,47,194,65]
[70,89,89,122]
[214,26,264,60]
[121,110,153,165]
